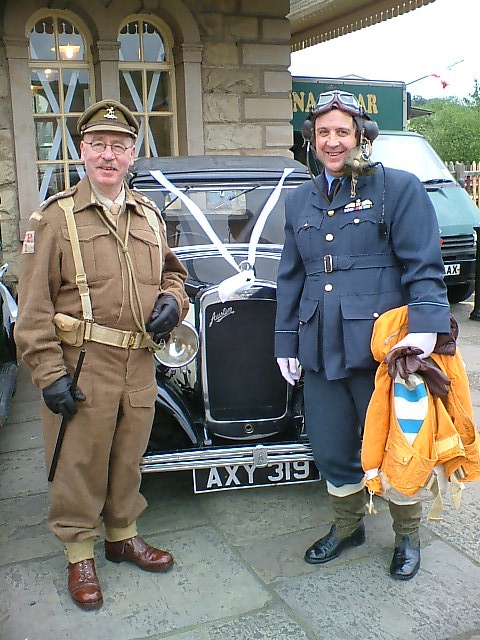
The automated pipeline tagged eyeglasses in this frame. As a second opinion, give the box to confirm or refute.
[312,91,363,117]
[83,141,134,156]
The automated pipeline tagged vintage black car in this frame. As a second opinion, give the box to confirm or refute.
[129,155,320,493]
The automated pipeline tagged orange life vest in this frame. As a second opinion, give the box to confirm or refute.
[362,306,480,499]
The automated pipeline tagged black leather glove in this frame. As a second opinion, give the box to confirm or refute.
[146,293,179,340]
[42,374,86,421]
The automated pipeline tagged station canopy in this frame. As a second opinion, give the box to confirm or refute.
[289,0,436,51]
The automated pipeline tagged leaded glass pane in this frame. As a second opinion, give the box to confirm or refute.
[67,163,85,187]
[119,69,143,112]
[35,118,63,161]
[37,164,65,201]
[119,22,140,62]
[65,118,82,161]
[148,116,171,157]
[30,18,56,61]
[147,70,169,111]
[57,20,84,61]
[143,22,165,62]
[31,69,60,112]
[61,69,87,113]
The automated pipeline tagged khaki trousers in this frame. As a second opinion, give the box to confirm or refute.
[42,341,157,543]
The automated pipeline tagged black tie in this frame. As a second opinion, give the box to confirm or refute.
[328,178,340,202]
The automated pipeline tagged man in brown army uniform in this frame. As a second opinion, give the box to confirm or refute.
[15,100,189,610]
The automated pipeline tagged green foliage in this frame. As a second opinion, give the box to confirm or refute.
[407,81,480,162]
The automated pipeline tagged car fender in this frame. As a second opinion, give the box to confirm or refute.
[156,376,198,444]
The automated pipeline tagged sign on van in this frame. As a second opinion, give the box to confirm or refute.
[291,77,407,133]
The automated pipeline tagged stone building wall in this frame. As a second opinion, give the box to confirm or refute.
[0,38,20,283]
[198,0,293,156]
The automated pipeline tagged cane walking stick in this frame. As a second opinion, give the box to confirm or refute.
[48,349,86,482]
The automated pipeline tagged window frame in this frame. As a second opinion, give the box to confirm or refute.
[119,15,178,157]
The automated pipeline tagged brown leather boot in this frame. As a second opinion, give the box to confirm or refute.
[68,558,103,610]
[105,536,174,572]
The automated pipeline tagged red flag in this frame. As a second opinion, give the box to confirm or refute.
[430,73,449,89]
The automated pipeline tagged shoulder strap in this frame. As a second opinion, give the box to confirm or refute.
[141,204,163,283]
[57,196,94,321]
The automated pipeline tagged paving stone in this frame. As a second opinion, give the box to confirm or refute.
[0,527,271,640]
[272,539,480,640]
[148,604,312,640]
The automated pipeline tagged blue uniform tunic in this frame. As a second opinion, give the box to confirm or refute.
[274,167,451,487]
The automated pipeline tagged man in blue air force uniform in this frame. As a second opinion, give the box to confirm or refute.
[275,91,450,580]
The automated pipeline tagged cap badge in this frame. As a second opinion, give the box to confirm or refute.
[104,106,117,120]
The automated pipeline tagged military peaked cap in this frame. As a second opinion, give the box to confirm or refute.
[77,99,139,138]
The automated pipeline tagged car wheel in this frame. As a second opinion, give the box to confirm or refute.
[447,281,475,304]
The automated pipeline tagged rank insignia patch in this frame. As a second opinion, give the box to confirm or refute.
[22,230,35,254]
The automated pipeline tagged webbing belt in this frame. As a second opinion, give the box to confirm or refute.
[57,195,162,350]
[83,321,151,349]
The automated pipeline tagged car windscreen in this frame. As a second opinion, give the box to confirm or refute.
[371,134,454,183]
[139,183,299,248]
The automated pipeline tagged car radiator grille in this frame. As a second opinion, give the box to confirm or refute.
[441,234,475,260]
[200,286,288,435]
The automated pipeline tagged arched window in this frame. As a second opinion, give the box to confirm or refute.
[29,15,92,200]
[119,18,178,157]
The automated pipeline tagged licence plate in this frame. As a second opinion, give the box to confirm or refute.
[193,460,320,493]
[444,263,460,276]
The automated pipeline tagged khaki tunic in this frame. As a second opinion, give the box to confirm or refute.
[15,177,189,543]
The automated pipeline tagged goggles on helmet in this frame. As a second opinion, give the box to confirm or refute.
[311,91,363,118]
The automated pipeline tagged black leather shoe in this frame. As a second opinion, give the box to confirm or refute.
[304,523,366,564]
[389,536,420,580]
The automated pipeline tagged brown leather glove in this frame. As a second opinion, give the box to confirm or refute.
[433,314,458,356]
[384,346,451,397]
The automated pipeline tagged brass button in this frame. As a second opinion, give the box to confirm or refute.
[325,284,333,292]
[327,209,335,217]
[325,233,334,242]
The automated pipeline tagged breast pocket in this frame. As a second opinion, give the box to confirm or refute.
[129,228,162,286]
[295,215,324,261]
[61,225,114,282]
[339,213,380,254]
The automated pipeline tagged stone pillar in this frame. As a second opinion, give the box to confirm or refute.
[174,43,204,155]
[90,40,121,102]
[2,36,35,281]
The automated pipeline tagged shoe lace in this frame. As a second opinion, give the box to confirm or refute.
[78,560,93,582]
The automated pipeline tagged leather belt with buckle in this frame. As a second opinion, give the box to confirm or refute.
[323,255,333,273]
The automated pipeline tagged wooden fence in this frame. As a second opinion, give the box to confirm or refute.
[445,161,480,208]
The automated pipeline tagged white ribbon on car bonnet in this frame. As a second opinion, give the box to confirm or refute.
[149,167,294,302]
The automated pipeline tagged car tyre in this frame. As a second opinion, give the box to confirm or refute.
[447,281,475,304]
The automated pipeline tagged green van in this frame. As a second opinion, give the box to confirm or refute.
[371,131,480,303]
